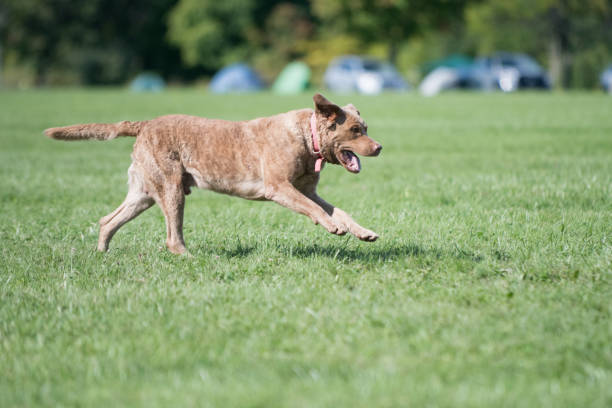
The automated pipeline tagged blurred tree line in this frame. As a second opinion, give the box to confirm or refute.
[1,0,611,88]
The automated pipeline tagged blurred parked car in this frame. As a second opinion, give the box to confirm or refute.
[324,56,409,94]
[600,65,612,93]
[466,52,551,91]
[420,52,550,96]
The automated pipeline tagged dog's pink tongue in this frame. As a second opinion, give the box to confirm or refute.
[347,152,361,173]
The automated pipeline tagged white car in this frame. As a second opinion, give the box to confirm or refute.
[324,56,409,94]
[601,65,612,93]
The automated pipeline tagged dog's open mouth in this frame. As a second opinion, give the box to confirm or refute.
[339,150,361,173]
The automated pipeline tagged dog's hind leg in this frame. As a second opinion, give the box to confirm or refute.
[98,164,154,252]
[157,182,187,255]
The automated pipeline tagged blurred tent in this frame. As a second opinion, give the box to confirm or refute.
[272,62,311,94]
[422,55,473,75]
[209,64,265,93]
[419,55,474,96]
[419,67,461,97]
[130,73,166,92]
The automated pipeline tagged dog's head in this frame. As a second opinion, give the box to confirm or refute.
[313,93,382,174]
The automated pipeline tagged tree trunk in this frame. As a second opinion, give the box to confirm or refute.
[388,41,399,65]
[0,8,4,87]
[547,6,571,89]
[548,34,563,89]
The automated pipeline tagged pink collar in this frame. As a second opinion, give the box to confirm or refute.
[310,113,325,172]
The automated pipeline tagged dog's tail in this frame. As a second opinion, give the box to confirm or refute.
[44,120,145,141]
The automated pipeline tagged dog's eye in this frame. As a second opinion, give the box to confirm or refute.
[351,126,360,133]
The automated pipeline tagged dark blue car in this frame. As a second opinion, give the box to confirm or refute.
[460,52,551,91]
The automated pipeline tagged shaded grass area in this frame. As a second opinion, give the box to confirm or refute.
[0,89,611,407]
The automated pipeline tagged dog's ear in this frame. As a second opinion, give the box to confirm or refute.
[313,93,343,120]
[344,103,360,116]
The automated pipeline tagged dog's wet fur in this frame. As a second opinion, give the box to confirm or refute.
[45,94,382,254]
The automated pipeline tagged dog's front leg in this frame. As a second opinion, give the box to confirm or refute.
[305,192,379,242]
[265,182,347,236]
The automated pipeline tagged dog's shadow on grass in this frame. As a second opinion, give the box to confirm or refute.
[284,242,428,262]
[196,239,483,263]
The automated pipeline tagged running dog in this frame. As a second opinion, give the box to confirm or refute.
[45,94,382,254]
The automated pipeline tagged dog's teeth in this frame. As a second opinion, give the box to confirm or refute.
[341,151,361,173]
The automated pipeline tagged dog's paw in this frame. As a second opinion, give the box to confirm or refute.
[330,225,348,236]
[167,242,189,255]
[334,225,348,236]
[323,220,348,236]
[355,229,379,242]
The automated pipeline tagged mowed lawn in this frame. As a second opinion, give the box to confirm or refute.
[0,89,610,407]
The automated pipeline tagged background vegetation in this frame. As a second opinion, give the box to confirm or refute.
[1,90,610,406]
[1,0,611,87]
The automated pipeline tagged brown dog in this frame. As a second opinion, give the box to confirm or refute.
[45,94,382,254]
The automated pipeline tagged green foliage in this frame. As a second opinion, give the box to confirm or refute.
[1,0,611,87]
[168,0,256,69]
[1,90,611,406]
[167,0,313,80]
[311,0,474,62]
[466,0,612,88]
[396,23,477,83]
[1,0,182,85]
[252,3,314,81]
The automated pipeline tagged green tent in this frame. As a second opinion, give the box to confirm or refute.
[272,62,311,94]
[422,54,473,76]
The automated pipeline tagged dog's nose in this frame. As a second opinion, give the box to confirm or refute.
[372,144,382,156]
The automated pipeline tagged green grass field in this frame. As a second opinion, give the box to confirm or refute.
[0,89,610,407]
